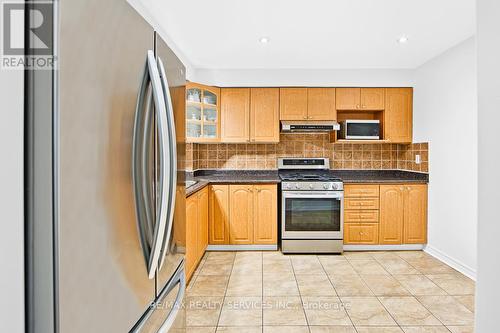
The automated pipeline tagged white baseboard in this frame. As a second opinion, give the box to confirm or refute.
[343,244,425,251]
[206,245,278,251]
[424,245,477,281]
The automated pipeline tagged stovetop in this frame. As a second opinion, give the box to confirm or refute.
[279,171,342,182]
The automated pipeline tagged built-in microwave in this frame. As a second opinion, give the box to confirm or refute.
[338,120,380,140]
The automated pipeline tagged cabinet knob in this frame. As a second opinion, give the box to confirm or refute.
[303,116,307,119]
[356,105,360,109]
[362,105,366,108]
[400,187,404,191]
[406,186,411,191]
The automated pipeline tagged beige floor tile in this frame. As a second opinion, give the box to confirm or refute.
[379,296,441,326]
[188,275,229,296]
[263,326,310,333]
[349,260,389,275]
[318,254,348,262]
[401,327,450,333]
[216,327,262,333]
[341,297,397,326]
[186,296,223,327]
[406,259,457,275]
[361,275,410,296]
[356,327,403,333]
[232,261,262,276]
[291,256,325,275]
[296,274,337,296]
[207,252,236,261]
[218,297,262,327]
[393,275,447,296]
[330,275,373,296]
[426,274,475,295]
[263,256,294,274]
[454,295,475,312]
[395,251,432,260]
[263,272,300,296]
[369,251,401,260]
[322,260,357,276]
[377,258,420,275]
[309,326,357,333]
[186,327,217,333]
[263,296,307,326]
[343,252,374,260]
[199,263,233,276]
[446,326,475,333]
[417,296,474,326]
[205,256,235,266]
[226,274,262,296]
[302,296,351,326]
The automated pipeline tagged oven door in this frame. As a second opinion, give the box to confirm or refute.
[282,191,343,239]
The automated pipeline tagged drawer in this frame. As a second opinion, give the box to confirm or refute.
[344,210,379,223]
[344,184,379,198]
[344,223,379,245]
[344,198,379,210]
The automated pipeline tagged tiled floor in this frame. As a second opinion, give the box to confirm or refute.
[185,251,475,333]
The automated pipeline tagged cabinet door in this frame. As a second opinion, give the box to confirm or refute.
[185,195,199,280]
[385,88,413,143]
[197,187,209,258]
[404,185,428,244]
[279,88,308,120]
[221,88,250,142]
[307,88,336,120]
[379,185,404,244]
[229,185,254,245]
[336,88,361,110]
[250,88,280,143]
[360,88,385,110]
[344,223,379,245]
[209,185,230,245]
[253,185,278,245]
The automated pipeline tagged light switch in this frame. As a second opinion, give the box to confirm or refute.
[415,154,421,164]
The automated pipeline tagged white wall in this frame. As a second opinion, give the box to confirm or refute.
[0,69,25,330]
[413,37,477,278]
[192,68,414,87]
[476,0,500,331]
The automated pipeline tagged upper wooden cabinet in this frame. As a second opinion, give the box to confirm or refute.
[209,185,230,245]
[403,185,428,244]
[253,185,278,245]
[385,88,413,143]
[221,88,250,143]
[186,83,220,142]
[229,185,254,245]
[280,88,308,120]
[250,88,280,143]
[307,88,336,120]
[336,88,384,110]
[379,185,405,245]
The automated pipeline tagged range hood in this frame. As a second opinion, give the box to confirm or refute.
[281,121,340,132]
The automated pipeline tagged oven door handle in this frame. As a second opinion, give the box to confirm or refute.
[282,191,344,199]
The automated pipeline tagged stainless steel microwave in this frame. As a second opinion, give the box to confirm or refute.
[338,120,380,140]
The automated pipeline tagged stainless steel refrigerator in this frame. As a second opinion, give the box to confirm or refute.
[25,0,186,332]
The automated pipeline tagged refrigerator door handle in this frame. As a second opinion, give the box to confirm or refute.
[157,263,185,332]
[156,57,177,269]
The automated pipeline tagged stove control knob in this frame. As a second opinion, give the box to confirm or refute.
[309,184,314,189]
[294,184,300,189]
[323,183,330,190]
[331,184,338,190]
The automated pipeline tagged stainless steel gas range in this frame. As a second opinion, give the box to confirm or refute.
[279,158,344,253]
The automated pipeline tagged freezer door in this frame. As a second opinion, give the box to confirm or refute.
[154,34,187,296]
[58,0,156,332]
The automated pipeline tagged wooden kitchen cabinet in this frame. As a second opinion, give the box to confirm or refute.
[307,88,336,120]
[336,88,361,110]
[403,185,428,244]
[385,88,413,143]
[280,88,308,120]
[344,197,380,210]
[379,185,405,244]
[186,83,220,142]
[344,223,379,245]
[186,186,209,281]
[250,88,280,143]
[360,88,385,110]
[229,185,254,244]
[253,185,278,244]
[209,185,230,245]
[221,88,250,143]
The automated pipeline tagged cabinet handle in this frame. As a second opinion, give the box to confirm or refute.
[362,105,366,108]
[400,187,404,191]
[406,186,411,191]
[356,105,360,109]
[303,116,307,119]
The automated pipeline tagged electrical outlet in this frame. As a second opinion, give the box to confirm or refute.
[415,154,421,164]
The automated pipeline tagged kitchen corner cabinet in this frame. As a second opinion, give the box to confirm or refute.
[384,88,413,143]
[186,83,220,142]
[221,88,250,143]
[208,184,277,246]
[280,88,336,121]
[250,88,280,142]
[336,88,385,110]
[186,186,209,281]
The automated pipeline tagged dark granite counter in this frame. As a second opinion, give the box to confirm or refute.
[185,169,428,196]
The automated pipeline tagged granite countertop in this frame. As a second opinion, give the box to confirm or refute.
[185,169,428,196]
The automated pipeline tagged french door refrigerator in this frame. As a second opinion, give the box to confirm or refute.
[25,0,186,332]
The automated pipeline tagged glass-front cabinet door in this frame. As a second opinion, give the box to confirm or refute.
[186,83,220,142]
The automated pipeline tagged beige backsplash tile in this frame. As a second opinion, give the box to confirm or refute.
[186,134,428,173]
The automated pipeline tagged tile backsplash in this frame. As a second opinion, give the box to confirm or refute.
[186,134,428,173]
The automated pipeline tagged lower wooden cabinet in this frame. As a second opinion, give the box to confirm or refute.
[403,185,428,244]
[379,185,405,244]
[208,184,277,246]
[344,223,379,245]
[186,187,209,281]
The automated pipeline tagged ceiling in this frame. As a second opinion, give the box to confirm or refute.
[139,0,475,69]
